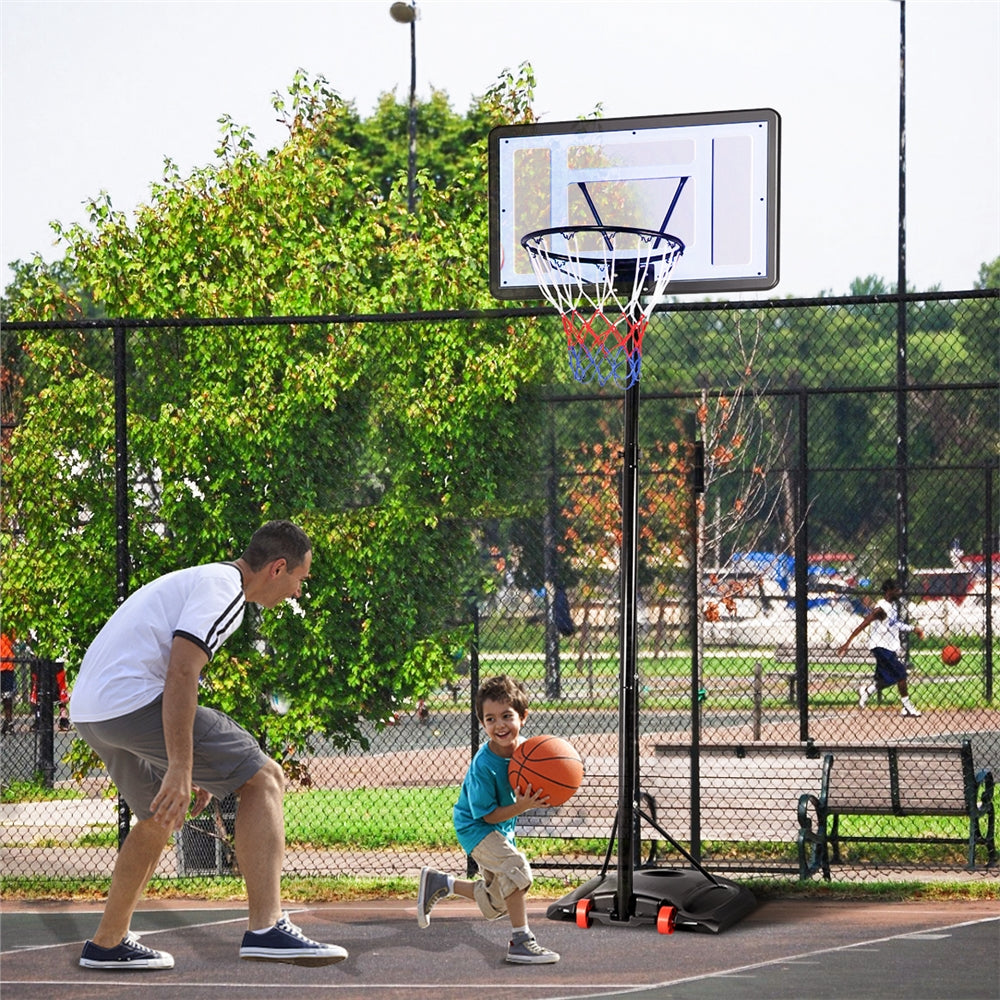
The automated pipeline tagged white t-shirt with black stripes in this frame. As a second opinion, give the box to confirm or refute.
[70,563,246,722]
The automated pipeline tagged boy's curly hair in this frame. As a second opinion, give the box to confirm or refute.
[476,674,530,722]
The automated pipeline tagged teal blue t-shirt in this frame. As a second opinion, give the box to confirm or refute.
[453,741,517,855]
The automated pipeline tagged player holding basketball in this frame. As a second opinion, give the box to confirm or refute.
[838,577,923,717]
[416,674,559,964]
[70,520,349,970]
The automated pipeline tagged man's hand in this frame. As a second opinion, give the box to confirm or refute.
[150,766,194,832]
[153,636,210,832]
[190,785,213,819]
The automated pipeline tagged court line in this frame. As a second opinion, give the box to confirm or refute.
[0,914,249,955]
[540,916,1000,1000]
[2,914,996,996]
[4,985,628,993]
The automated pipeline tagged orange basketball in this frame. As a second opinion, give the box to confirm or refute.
[509,735,583,807]
[941,644,962,666]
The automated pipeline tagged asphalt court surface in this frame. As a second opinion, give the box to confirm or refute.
[1,896,998,999]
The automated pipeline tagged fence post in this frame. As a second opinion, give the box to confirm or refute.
[543,413,562,699]
[35,659,56,788]
[113,319,132,848]
[752,662,763,741]
[467,597,480,878]
[985,463,995,703]
[794,388,810,742]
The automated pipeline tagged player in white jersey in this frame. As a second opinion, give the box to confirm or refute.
[838,577,923,717]
[71,520,348,970]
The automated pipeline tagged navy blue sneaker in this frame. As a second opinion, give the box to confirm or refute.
[239,913,348,966]
[79,932,174,970]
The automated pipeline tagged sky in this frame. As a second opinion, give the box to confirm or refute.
[1,0,998,300]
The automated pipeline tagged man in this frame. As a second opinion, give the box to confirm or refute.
[70,520,348,970]
[838,577,923,718]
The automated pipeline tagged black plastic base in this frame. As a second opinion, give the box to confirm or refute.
[546,867,756,934]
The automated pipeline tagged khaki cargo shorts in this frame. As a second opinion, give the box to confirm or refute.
[469,829,533,920]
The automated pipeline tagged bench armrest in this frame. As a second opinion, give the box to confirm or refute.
[796,793,829,881]
[974,768,995,814]
[797,792,823,832]
[971,768,997,868]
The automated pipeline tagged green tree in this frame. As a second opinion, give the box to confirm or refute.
[956,256,1000,362]
[1,67,553,751]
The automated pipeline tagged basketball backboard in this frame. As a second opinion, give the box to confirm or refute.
[488,108,780,300]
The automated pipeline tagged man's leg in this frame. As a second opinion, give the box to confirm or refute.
[234,758,286,930]
[90,818,172,947]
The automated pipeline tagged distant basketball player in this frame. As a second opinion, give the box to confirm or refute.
[838,578,923,717]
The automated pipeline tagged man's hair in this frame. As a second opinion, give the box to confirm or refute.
[882,578,898,595]
[476,674,530,722]
[241,520,312,572]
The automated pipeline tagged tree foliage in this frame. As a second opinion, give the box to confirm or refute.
[1,65,555,750]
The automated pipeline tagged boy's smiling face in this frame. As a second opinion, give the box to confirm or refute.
[480,696,526,758]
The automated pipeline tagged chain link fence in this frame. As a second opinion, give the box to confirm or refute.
[2,290,997,886]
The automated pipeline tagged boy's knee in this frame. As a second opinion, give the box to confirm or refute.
[500,858,533,893]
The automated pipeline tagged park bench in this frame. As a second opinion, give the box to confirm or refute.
[796,739,996,879]
[773,644,873,704]
[519,747,828,875]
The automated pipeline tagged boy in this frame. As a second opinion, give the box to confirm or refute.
[838,577,923,717]
[417,674,559,964]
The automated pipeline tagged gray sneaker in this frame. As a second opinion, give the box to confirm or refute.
[417,867,451,928]
[506,931,560,965]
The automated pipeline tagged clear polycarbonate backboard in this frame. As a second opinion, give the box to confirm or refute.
[488,108,780,300]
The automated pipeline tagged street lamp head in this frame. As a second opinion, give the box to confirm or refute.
[389,1,416,24]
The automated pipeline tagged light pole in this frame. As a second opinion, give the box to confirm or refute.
[390,1,417,212]
[894,0,910,610]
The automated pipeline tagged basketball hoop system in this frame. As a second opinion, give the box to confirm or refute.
[490,112,772,934]
[520,222,744,933]
[520,225,685,389]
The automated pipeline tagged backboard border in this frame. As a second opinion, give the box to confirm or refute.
[488,107,781,301]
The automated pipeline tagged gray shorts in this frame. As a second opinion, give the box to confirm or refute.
[75,695,269,821]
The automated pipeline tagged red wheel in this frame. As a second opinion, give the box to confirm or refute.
[656,905,676,935]
[575,898,594,929]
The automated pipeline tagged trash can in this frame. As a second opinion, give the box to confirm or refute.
[176,794,237,876]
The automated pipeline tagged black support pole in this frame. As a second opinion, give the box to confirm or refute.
[615,372,641,921]
[689,425,705,859]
